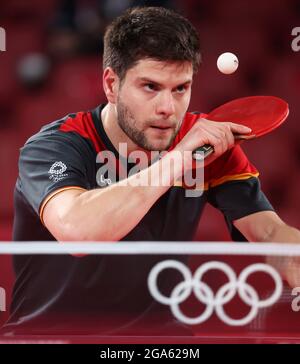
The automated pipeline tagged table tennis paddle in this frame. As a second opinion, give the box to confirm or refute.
[192,96,289,160]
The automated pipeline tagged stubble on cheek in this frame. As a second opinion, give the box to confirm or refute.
[116,95,184,151]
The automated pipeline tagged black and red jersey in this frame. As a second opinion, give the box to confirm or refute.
[14,104,270,241]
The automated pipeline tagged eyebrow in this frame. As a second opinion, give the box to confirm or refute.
[138,77,193,88]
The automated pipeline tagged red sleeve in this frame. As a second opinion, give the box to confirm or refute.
[206,145,259,188]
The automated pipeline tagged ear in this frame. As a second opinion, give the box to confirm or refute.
[102,67,120,104]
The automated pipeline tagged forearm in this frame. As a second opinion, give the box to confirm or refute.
[234,211,300,243]
[265,224,300,288]
[61,150,183,241]
[266,223,300,243]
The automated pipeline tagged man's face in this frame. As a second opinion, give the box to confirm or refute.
[115,59,193,151]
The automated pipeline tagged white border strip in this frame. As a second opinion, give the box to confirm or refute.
[0,242,300,256]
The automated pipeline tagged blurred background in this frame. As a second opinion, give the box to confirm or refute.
[0,0,299,242]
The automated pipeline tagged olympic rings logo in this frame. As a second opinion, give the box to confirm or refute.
[148,260,283,326]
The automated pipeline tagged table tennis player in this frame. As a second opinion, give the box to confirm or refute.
[4,7,300,335]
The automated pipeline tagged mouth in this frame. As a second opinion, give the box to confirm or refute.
[150,126,171,130]
[149,123,174,130]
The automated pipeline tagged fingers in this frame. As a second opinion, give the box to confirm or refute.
[177,118,253,167]
[266,256,300,288]
[198,122,235,156]
[228,122,252,135]
[285,257,300,288]
[198,119,253,153]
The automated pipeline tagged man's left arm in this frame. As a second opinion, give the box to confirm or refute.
[233,210,300,243]
[234,211,300,287]
[206,145,300,287]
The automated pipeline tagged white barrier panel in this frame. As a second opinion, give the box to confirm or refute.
[0,241,299,341]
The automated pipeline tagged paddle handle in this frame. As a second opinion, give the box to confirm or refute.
[192,134,255,160]
[192,145,214,160]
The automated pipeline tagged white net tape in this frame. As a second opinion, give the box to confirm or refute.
[0,241,300,256]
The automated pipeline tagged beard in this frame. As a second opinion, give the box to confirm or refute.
[116,97,181,151]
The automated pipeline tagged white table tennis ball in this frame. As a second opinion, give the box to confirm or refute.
[217,52,239,74]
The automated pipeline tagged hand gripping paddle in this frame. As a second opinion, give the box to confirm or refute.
[192,96,289,160]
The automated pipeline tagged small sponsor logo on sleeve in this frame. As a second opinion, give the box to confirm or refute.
[48,161,68,183]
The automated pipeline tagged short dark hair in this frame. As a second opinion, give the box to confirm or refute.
[103,7,201,81]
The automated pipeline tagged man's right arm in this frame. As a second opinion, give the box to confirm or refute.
[43,150,183,242]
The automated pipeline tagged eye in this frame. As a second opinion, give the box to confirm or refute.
[144,83,158,92]
[176,85,187,94]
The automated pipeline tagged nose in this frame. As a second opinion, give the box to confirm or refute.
[155,91,176,118]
